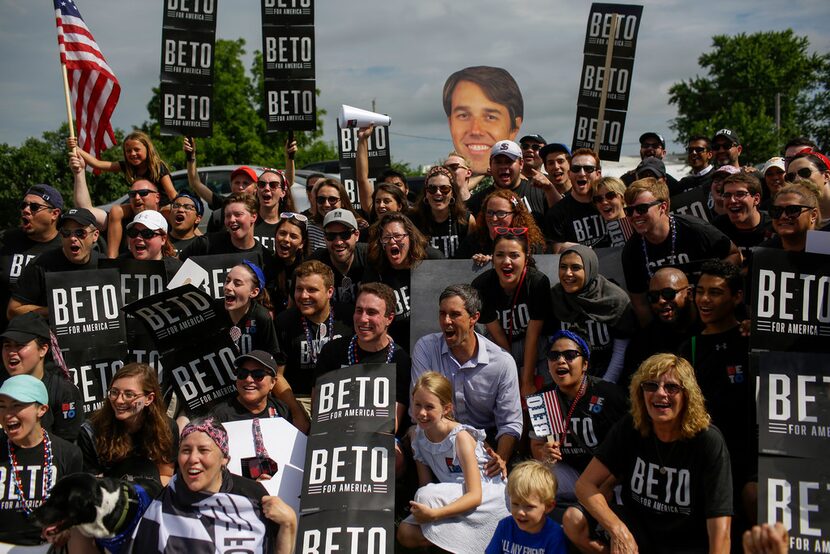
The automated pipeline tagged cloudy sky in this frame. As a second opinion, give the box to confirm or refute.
[1,0,828,171]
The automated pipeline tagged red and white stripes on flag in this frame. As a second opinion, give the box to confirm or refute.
[54,0,120,159]
[541,389,567,436]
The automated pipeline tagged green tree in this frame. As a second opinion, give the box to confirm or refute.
[668,30,828,163]
[145,38,337,169]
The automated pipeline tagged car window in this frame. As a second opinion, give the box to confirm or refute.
[204,171,232,195]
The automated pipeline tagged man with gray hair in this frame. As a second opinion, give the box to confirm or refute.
[411,284,522,475]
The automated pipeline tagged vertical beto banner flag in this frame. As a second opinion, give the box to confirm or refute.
[159,0,217,136]
[572,3,643,161]
[337,124,391,209]
[262,0,317,131]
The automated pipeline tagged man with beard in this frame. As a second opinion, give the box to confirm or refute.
[711,128,742,169]
[676,136,715,194]
[0,186,63,329]
[620,132,680,190]
[544,148,606,251]
[8,209,100,319]
[310,210,366,310]
[168,192,202,255]
[623,267,701,382]
[411,284,521,476]
[539,142,572,195]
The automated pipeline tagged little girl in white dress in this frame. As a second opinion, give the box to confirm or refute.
[397,371,509,553]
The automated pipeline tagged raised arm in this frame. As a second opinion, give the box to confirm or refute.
[183,137,214,205]
[66,137,121,173]
[356,125,375,213]
[68,150,108,229]
[285,137,296,188]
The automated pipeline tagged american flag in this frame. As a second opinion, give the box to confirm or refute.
[541,389,567,436]
[54,0,120,159]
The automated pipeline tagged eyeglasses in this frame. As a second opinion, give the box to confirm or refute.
[280,211,308,223]
[257,180,287,191]
[641,381,684,396]
[571,165,597,174]
[711,143,734,152]
[641,142,662,150]
[686,146,708,154]
[126,227,163,239]
[235,368,273,382]
[624,200,662,217]
[769,204,813,219]
[317,195,340,205]
[547,349,582,362]
[107,388,145,401]
[171,202,197,212]
[520,143,543,151]
[128,189,157,198]
[646,287,686,304]
[19,201,52,213]
[325,230,354,242]
[721,190,752,201]
[380,232,408,244]
[426,184,452,195]
[445,163,468,172]
[59,228,92,239]
[494,226,528,236]
[592,191,618,204]
[486,209,514,220]
[785,167,815,182]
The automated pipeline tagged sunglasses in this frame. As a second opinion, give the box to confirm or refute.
[641,381,684,395]
[711,143,734,152]
[257,180,287,190]
[19,201,52,213]
[520,143,543,151]
[235,368,273,382]
[171,202,197,212]
[785,167,814,182]
[486,209,513,220]
[494,226,528,236]
[686,146,708,154]
[445,163,468,172]
[426,184,452,195]
[646,287,686,304]
[280,211,308,223]
[721,190,752,201]
[325,230,354,242]
[59,228,92,239]
[317,195,340,205]
[126,227,163,239]
[769,204,813,219]
[571,165,597,174]
[128,189,157,198]
[547,349,582,362]
[624,200,662,217]
[592,191,618,204]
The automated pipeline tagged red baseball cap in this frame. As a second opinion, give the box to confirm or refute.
[230,166,257,183]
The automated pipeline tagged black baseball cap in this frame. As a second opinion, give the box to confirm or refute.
[539,143,572,160]
[235,350,284,375]
[1,313,51,344]
[58,208,97,229]
[519,134,546,145]
[713,128,741,145]
[639,132,666,149]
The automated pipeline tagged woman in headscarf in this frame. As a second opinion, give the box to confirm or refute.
[550,245,636,383]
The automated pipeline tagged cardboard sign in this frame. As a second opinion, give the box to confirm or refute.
[162,0,217,31]
[758,456,830,553]
[583,3,644,59]
[757,352,830,458]
[159,82,213,137]
[264,78,317,132]
[261,0,314,26]
[262,26,315,80]
[160,28,215,84]
[750,249,830,353]
[312,364,396,434]
[297,510,394,554]
[65,357,123,414]
[669,186,712,222]
[577,54,634,112]
[337,124,391,210]
[301,432,394,513]
[190,252,263,299]
[571,104,627,161]
[159,338,238,415]
[223,418,307,514]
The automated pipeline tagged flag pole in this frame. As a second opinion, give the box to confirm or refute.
[59,56,76,142]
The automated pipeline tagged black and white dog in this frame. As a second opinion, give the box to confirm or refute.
[32,473,160,554]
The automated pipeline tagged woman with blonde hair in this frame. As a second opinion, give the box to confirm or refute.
[575,354,732,553]
[759,180,821,252]
[591,176,634,247]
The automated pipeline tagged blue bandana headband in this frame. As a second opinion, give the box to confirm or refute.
[241,260,266,290]
[548,329,591,362]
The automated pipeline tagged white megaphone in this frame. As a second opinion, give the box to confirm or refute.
[340,104,391,128]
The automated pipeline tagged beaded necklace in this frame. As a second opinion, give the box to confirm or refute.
[301,307,334,364]
[559,376,588,438]
[7,430,53,516]
[348,334,396,365]
[641,214,677,278]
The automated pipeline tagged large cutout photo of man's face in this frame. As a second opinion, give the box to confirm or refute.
[443,66,524,176]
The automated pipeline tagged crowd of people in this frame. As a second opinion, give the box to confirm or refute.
[1,107,823,553]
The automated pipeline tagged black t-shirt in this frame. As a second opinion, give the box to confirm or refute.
[170,234,200,257]
[530,377,627,473]
[275,308,351,395]
[623,318,703,387]
[622,169,681,192]
[253,219,278,252]
[210,394,292,424]
[310,243,368,309]
[544,194,606,246]
[0,228,62,329]
[214,300,281,359]
[680,326,754,484]
[40,370,86,443]
[622,214,733,293]
[179,231,272,261]
[713,212,774,263]
[467,180,547,223]
[314,335,412,408]
[78,417,179,483]
[595,415,733,553]
[472,266,553,342]
[0,431,83,545]
[412,213,470,259]
[675,171,713,196]
[118,161,171,190]
[11,247,100,307]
